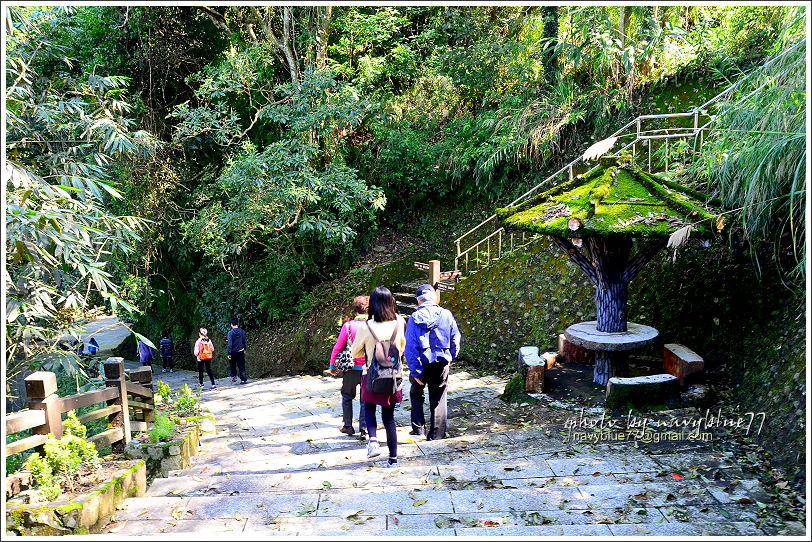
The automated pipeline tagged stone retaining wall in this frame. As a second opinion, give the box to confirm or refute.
[124,415,215,477]
[5,460,145,536]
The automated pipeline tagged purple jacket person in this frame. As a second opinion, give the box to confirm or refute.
[137,339,154,366]
[404,284,461,440]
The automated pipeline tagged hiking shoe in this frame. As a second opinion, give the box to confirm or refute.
[366,440,381,458]
[339,426,355,436]
[386,459,399,468]
[240,380,247,385]
[409,429,423,436]
[162,368,167,373]
[169,369,174,373]
[231,377,237,383]
[358,430,368,441]
[209,385,217,390]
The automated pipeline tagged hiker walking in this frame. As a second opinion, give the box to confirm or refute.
[328,296,369,440]
[87,337,99,356]
[137,337,154,367]
[159,331,174,373]
[227,318,248,385]
[404,284,461,440]
[351,287,406,467]
[194,328,217,390]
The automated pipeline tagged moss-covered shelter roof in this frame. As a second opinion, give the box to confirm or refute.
[497,157,719,238]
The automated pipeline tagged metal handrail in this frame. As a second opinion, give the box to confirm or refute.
[453,40,805,271]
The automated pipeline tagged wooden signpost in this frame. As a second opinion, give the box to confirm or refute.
[413,260,460,304]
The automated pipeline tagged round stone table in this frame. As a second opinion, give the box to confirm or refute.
[564,321,659,385]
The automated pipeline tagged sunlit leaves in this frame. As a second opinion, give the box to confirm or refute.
[692,40,805,282]
[5,5,153,385]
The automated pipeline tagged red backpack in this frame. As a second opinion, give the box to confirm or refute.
[199,340,213,360]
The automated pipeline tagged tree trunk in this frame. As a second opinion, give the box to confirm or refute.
[595,279,629,332]
[314,6,332,70]
[594,351,629,386]
[541,6,558,87]
[588,237,631,332]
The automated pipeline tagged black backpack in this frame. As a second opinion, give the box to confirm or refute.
[365,318,404,395]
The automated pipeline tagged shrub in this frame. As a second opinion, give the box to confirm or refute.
[63,410,87,439]
[173,384,202,417]
[23,412,100,500]
[25,453,61,501]
[149,413,176,443]
[156,380,172,404]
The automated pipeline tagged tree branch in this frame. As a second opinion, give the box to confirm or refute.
[197,6,230,33]
[623,239,667,283]
[551,236,598,285]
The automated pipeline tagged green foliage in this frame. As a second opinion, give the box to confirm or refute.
[156,380,172,404]
[8,4,799,369]
[25,453,61,501]
[173,384,202,417]
[149,413,176,443]
[23,414,100,501]
[63,410,88,440]
[692,33,805,283]
[5,6,154,388]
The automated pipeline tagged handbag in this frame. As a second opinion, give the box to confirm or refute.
[334,323,356,372]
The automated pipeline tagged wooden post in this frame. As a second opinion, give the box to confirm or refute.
[104,357,130,452]
[429,260,441,304]
[129,366,154,425]
[25,372,63,452]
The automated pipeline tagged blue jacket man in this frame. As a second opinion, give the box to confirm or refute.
[227,318,249,384]
[404,284,461,440]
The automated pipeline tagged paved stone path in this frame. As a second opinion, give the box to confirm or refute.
[103,367,771,536]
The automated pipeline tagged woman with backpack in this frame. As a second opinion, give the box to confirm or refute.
[328,296,370,440]
[351,287,406,467]
[193,328,217,390]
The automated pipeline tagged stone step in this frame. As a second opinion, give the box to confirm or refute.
[108,496,763,536]
[104,360,776,537]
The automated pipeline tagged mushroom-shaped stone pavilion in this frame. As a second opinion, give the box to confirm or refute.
[497,155,720,385]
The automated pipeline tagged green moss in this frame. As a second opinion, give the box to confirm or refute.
[9,509,26,527]
[498,373,540,405]
[183,415,215,422]
[498,161,718,238]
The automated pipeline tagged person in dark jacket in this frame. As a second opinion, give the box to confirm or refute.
[227,318,248,384]
[404,284,461,440]
[87,337,99,355]
[159,332,174,373]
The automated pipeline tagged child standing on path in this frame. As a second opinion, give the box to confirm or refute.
[194,328,217,390]
[351,287,406,468]
[159,331,174,373]
[328,296,369,439]
[227,318,248,384]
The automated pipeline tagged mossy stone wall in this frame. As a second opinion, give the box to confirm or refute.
[5,460,145,536]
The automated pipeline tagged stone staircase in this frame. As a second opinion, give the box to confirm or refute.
[392,279,424,318]
[102,369,775,536]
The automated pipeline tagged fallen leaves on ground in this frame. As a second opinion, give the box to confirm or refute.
[296,502,316,516]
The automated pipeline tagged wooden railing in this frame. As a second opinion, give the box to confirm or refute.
[4,358,155,458]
